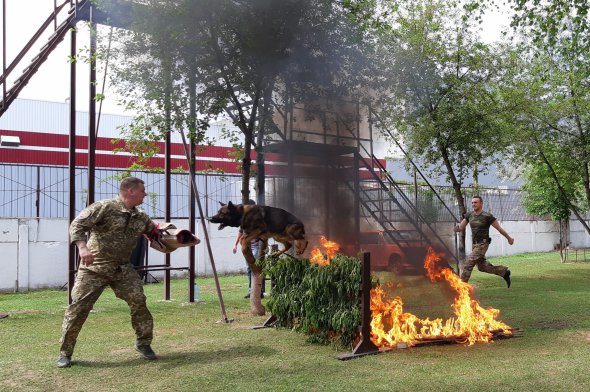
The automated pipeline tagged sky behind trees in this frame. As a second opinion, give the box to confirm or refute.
[0,0,511,116]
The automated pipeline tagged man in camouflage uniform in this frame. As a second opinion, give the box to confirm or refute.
[454,195,514,287]
[57,177,158,368]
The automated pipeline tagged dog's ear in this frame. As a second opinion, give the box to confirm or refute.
[228,201,234,208]
[218,201,226,206]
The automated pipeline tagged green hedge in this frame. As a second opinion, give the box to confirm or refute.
[264,254,362,348]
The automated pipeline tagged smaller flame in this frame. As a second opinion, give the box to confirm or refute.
[310,236,340,266]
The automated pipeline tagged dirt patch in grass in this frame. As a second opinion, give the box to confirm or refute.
[562,331,590,342]
[529,319,571,330]
[6,309,53,315]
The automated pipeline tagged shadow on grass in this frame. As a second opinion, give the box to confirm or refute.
[73,343,277,369]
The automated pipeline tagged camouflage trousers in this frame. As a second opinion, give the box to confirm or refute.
[460,242,508,283]
[59,264,153,357]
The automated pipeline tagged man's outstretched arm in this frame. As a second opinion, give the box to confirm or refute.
[491,220,514,245]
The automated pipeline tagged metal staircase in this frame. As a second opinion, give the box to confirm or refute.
[267,98,461,266]
[356,153,458,262]
[326,106,461,265]
[0,0,92,117]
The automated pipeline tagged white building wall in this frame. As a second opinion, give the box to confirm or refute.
[0,98,237,144]
[0,98,133,138]
[570,220,590,249]
[464,220,561,257]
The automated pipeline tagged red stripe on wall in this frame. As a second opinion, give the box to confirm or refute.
[0,129,386,171]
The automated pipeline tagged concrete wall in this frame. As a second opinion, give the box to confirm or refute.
[467,220,561,257]
[422,220,565,258]
[1,218,588,292]
[0,218,248,292]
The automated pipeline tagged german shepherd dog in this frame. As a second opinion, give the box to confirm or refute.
[209,201,308,315]
[209,201,308,258]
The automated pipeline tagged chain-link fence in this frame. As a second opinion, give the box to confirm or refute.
[0,164,245,219]
[3,163,588,222]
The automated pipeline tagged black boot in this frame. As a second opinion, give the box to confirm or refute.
[135,344,157,360]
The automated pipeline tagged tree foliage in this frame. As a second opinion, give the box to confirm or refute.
[521,145,582,222]
[374,0,512,254]
[99,0,377,202]
[509,0,590,53]
[500,9,590,234]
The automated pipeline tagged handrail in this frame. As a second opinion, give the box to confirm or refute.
[369,108,460,223]
[0,0,70,85]
[357,154,459,264]
[0,1,91,116]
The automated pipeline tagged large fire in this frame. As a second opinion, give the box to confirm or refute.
[370,247,512,347]
[310,236,340,266]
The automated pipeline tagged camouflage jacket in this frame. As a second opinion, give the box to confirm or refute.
[70,197,155,270]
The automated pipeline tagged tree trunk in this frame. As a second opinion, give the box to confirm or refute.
[239,91,261,203]
[558,218,569,263]
[569,84,590,209]
[255,85,273,206]
[535,138,590,235]
[439,141,467,260]
[241,132,253,203]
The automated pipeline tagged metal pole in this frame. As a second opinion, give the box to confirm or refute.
[87,18,96,205]
[188,141,196,302]
[338,252,380,360]
[67,26,77,304]
[2,0,6,103]
[188,73,197,303]
[179,128,230,323]
[354,154,360,251]
[36,166,40,218]
[164,99,171,301]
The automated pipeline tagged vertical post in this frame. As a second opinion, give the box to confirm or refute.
[288,95,294,142]
[283,89,289,141]
[67,26,77,304]
[179,129,231,322]
[353,154,360,251]
[287,150,295,213]
[360,252,377,348]
[368,104,374,160]
[414,168,419,228]
[36,166,40,218]
[87,18,96,205]
[164,88,172,300]
[188,143,196,302]
[324,161,330,238]
[338,252,380,360]
[356,100,361,150]
[2,0,6,103]
[188,72,197,303]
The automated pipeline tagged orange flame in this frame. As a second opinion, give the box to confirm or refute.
[310,236,340,266]
[370,247,512,347]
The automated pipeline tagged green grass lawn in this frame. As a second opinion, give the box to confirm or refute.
[1,251,590,392]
